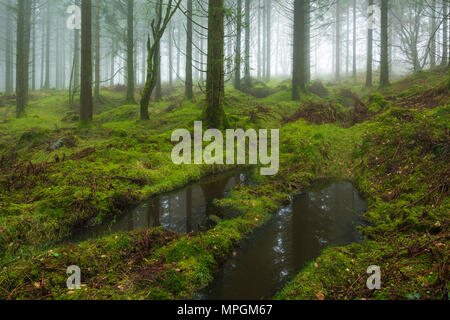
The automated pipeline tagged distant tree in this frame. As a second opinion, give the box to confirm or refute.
[185,0,194,99]
[235,0,242,90]
[140,0,181,120]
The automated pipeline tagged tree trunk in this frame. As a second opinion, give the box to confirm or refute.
[352,0,356,80]
[16,0,32,118]
[44,0,51,88]
[366,0,373,87]
[257,0,261,79]
[335,0,341,81]
[126,0,135,103]
[265,0,271,81]
[235,0,242,89]
[185,0,194,99]
[292,0,307,101]
[441,0,448,66]
[74,28,80,90]
[205,0,226,129]
[94,0,101,101]
[168,22,173,86]
[31,0,36,91]
[80,0,93,122]
[244,0,251,87]
[380,0,389,87]
[5,0,13,94]
[430,0,436,68]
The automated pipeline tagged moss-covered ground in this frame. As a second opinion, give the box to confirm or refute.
[0,70,448,300]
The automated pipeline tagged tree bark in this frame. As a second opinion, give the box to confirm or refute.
[244,0,251,87]
[335,0,341,81]
[44,0,51,88]
[235,0,242,89]
[380,0,390,87]
[5,0,13,94]
[94,0,101,101]
[352,0,357,80]
[366,0,373,87]
[16,0,32,118]
[292,0,307,101]
[126,0,136,103]
[80,0,93,122]
[185,0,194,99]
[265,0,271,81]
[205,0,226,129]
[441,0,448,66]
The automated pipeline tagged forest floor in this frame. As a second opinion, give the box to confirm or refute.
[0,69,448,300]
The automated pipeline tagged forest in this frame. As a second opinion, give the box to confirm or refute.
[0,0,448,301]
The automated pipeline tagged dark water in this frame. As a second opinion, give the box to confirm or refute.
[199,179,367,300]
[67,171,252,243]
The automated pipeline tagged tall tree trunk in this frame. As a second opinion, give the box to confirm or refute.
[168,23,173,86]
[265,0,271,81]
[155,41,162,101]
[44,0,50,88]
[305,0,310,82]
[335,0,341,81]
[346,2,350,76]
[94,0,101,101]
[126,0,135,103]
[205,0,226,129]
[56,16,60,89]
[244,0,251,87]
[235,0,242,89]
[74,28,80,90]
[366,0,373,87]
[31,0,36,91]
[257,0,261,79]
[430,0,436,68]
[80,0,93,122]
[5,0,13,94]
[177,21,181,78]
[380,0,389,87]
[352,0,356,80]
[16,0,32,117]
[292,0,306,101]
[185,0,193,99]
[441,0,448,66]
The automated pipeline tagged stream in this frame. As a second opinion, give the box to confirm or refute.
[68,170,252,243]
[198,179,367,300]
[66,172,367,301]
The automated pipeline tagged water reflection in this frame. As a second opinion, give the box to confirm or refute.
[200,179,367,300]
[67,171,251,243]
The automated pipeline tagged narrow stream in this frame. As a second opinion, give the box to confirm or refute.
[67,170,252,243]
[198,179,367,300]
[66,173,367,301]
